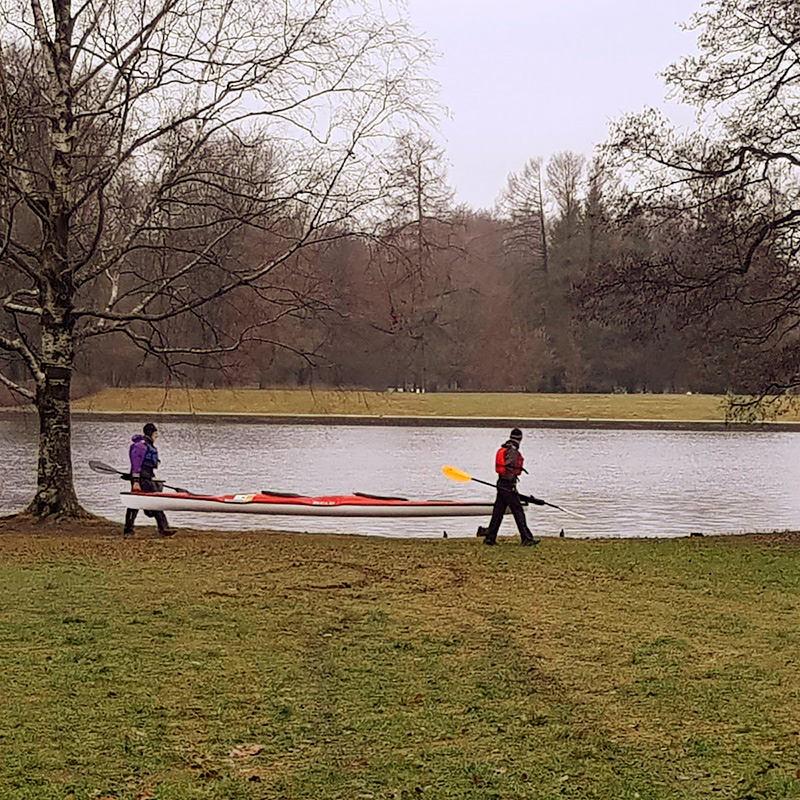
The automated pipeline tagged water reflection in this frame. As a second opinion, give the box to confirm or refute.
[3,414,800,538]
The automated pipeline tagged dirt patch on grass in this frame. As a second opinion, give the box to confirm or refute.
[0,512,120,539]
[4,511,798,545]
[0,512,436,574]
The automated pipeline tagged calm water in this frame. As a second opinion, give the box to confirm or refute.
[3,415,800,538]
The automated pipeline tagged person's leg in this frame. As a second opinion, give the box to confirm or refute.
[153,511,176,537]
[123,507,138,538]
[140,472,176,536]
[508,493,536,544]
[484,492,508,545]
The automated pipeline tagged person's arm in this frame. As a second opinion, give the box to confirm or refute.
[130,443,145,490]
[495,447,506,478]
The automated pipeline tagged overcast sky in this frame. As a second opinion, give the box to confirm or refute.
[404,0,704,210]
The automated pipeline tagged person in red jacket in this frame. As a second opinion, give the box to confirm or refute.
[483,427,537,546]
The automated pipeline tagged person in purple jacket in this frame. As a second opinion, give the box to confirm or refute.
[123,422,175,538]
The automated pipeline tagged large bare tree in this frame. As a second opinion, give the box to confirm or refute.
[596,0,800,410]
[369,134,457,390]
[546,151,585,223]
[0,0,435,518]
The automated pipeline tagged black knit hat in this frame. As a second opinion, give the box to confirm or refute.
[510,427,523,442]
[143,422,157,436]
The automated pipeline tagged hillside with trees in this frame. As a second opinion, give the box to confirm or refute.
[6,139,752,401]
[32,145,759,399]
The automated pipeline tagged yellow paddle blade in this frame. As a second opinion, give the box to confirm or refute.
[442,464,471,483]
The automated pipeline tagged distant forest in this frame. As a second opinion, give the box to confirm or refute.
[3,0,794,410]
[8,146,760,401]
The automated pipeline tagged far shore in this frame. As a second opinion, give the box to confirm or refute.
[4,388,800,430]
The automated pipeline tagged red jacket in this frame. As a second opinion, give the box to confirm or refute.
[495,440,523,482]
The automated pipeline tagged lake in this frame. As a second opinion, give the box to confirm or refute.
[3,415,799,538]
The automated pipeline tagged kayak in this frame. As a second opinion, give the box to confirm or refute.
[121,490,499,517]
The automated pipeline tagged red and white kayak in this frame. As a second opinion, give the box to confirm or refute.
[122,490,496,517]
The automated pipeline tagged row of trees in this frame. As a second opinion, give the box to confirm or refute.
[63,142,766,398]
[4,0,800,517]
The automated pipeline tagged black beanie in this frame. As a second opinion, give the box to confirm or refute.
[143,422,157,436]
[510,427,522,442]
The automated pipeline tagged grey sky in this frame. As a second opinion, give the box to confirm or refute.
[405,0,703,210]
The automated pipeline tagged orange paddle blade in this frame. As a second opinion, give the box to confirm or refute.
[441,465,471,483]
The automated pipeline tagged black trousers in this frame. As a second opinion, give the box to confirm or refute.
[485,483,533,543]
[124,471,171,534]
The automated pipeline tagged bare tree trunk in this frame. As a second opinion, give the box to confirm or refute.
[30,283,82,517]
[17,0,83,517]
[32,364,81,517]
[537,167,548,274]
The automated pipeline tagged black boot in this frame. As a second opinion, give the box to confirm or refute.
[154,511,176,537]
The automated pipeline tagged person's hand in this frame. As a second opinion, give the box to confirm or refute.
[132,480,141,492]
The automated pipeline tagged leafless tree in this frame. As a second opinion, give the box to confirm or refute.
[365,134,458,390]
[597,0,800,412]
[496,157,548,275]
[0,0,436,518]
[380,133,454,267]
[546,151,586,221]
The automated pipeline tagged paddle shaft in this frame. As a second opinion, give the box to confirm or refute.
[88,461,190,494]
[466,474,542,505]
[466,475,583,518]
[119,473,189,493]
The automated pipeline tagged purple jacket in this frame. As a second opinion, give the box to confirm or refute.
[129,434,160,478]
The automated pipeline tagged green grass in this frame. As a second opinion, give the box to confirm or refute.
[1,526,800,799]
[68,387,772,422]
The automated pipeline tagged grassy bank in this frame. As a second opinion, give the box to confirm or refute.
[68,387,800,422]
[1,520,799,799]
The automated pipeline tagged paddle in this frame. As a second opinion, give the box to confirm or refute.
[88,460,193,494]
[441,465,586,518]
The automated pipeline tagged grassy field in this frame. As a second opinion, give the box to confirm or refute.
[68,387,800,422]
[2,519,800,799]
